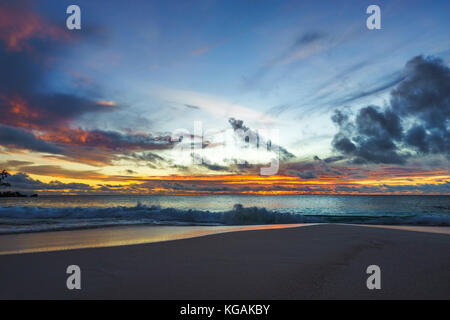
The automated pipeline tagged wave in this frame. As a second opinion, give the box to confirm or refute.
[0,203,449,234]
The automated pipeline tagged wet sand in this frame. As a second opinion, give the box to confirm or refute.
[0,224,306,255]
[0,224,449,299]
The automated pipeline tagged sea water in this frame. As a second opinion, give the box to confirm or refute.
[0,194,449,234]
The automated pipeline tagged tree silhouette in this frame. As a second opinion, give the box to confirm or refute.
[0,170,11,187]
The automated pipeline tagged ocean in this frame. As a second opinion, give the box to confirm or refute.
[0,195,449,234]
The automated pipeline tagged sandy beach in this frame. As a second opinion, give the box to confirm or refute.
[0,224,449,300]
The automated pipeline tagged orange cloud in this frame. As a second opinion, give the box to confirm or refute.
[0,94,41,130]
[0,3,69,52]
[96,100,116,107]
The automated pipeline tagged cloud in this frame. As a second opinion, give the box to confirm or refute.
[228,118,249,131]
[332,106,407,164]
[0,4,103,150]
[331,55,450,164]
[391,56,450,156]
[156,87,274,123]
[293,32,325,47]
[40,128,174,150]
[191,37,231,56]
[134,176,450,195]
[2,169,447,195]
[0,160,34,169]
[119,152,186,170]
[382,182,450,194]
[242,31,328,91]
[139,179,324,194]
[127,152,166,163]
[0,125,63,154]
[0,2,177,164]
[336,74,405,105]
[0,1,69,52]
[274,32,328,66]
[295,170,317,179]
[0,93,117,132]
[4,173,94,192]
[313,156,343,175]
[265,58,387,118]
[323,156,345,163]
[228,118,295,161]
[14,165,108,180]
[198,161,228,172]
[335,182,450,195]
[184,104,200,110]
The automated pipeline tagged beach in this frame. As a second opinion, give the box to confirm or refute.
[0,224,449,300]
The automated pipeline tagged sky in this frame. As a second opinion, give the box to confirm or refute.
[0,0,449,195]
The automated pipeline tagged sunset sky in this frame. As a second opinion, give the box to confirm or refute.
[0,0,449,195]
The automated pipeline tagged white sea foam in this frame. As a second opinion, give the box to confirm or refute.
[0,203,449,234]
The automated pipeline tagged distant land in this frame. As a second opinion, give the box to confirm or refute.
[0,191,38,198]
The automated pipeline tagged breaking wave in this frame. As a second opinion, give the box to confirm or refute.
[0,203,449,234]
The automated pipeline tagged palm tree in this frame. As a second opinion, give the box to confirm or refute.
[0,170,11,187]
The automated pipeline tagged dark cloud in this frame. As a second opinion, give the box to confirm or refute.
[391,56,450,156]
[334,185,382,193]
[184,104,200,110]
[121,152,181,170]
[279,147,295,162]
[229,160,256,171]
[0,2,176,163]
[13,165,107,180]
[4,173,47,190]
[141,179,327,194]
[0,125,63,154]
[335,182,450,195]
[313,156,343,175]
[295,170,317,180]
[0,160,34,169]
[4,170,447,195]
[47,129,174,150]
[336,74,405,105]
[199,161,228,172]
[331,55,450,164]
[228,118,249,132]
[228,117,295,162]
[0,2,112,129]
[4,173,93,192]
[332,106,406,164]
[382,182,450,194]
[293,32,325,47]
[129,152,166,163]
[323,156,345,163]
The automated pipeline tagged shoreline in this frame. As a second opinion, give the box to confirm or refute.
[0,224,449,299]
[0,223,450,255]
[2,193,449,197]
[0,224,308,255]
